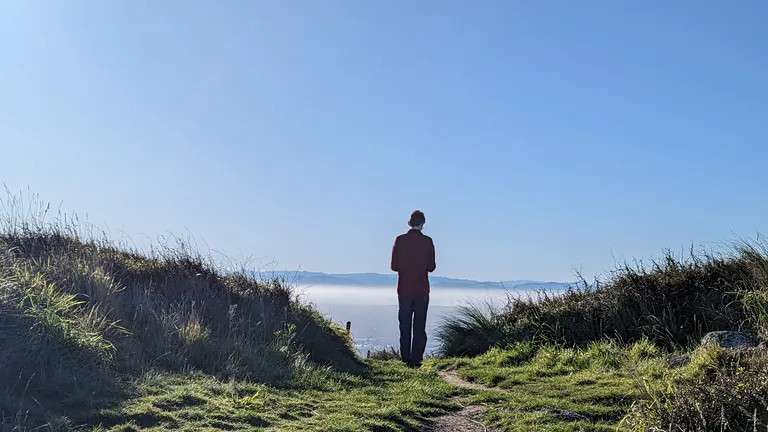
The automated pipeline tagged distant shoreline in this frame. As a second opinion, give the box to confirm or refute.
[253,270,571,291]
[293,283,567,291]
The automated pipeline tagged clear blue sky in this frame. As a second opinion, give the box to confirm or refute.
[1,1,767,282]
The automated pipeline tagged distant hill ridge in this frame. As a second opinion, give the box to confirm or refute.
[256,270,570,291]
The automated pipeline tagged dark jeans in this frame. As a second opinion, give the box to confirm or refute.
[398,295,429,366]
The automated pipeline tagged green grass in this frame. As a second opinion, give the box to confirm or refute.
[431,239,768,431]
[625,346,768,431]
[428,341,670,432]
[84,361,456,432]
[427,341,768,432]
[67,343,768,432]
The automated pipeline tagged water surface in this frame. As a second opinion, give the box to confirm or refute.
[296,285,533,356]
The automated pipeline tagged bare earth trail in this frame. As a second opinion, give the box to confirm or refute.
[426,404,491,432]
[425,372,500,432]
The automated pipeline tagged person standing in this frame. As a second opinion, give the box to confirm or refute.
[390,210,436,367]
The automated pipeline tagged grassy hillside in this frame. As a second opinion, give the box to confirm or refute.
[435,243,768,431]
[0,194,381,430]
[438,245,768,357]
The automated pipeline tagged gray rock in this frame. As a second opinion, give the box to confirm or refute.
[668,354,690,368]
[551,409,584,422]
[700,331,756,349]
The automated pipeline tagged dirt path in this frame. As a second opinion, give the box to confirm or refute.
[425,372,498,432]
[426,403,490,432]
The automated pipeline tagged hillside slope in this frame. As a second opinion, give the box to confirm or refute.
[0,209,366,429]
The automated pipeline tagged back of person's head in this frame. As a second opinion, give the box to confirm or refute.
[408,210,426,228]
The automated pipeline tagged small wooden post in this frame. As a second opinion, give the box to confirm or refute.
[345,321,351,334]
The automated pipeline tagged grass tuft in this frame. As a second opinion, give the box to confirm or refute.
[367,346,402,361]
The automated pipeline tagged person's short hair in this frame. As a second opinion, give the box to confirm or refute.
[408,210,426,227]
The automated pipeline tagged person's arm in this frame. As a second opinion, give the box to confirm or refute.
[390,238,399,272]
[427,238,436,273]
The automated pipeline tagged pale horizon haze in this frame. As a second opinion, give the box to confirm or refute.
[2,1,767,282]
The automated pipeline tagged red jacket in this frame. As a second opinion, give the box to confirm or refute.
[390,229,436,298]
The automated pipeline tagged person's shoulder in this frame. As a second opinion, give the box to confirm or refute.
[423,234,434,242]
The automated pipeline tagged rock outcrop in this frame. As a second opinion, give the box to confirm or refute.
[700,331,756,349]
